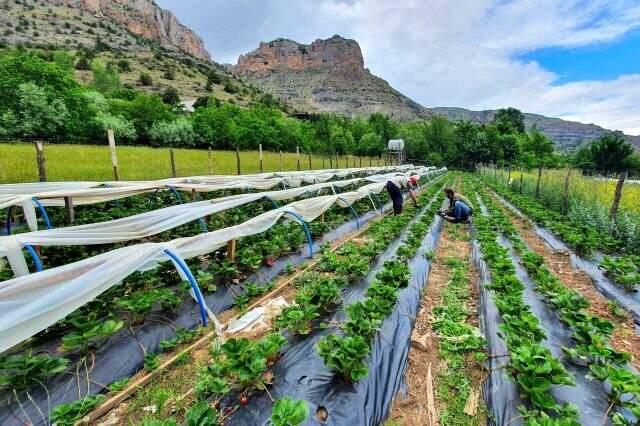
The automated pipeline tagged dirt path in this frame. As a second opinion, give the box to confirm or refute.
[386,221,485,426]
[491,194,640,370]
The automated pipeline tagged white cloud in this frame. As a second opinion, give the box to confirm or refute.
[157,0,640,134]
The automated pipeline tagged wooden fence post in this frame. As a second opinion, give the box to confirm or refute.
[535,165,543,198]
[207,147,213,175]
[279,151,283,172]
[64,196,74,224]
[519,167,524,194]
[322,156,325,169]
[561,168,571,214]
[259,144,263,173]
[107,129,119,181]
[236,148,241,175]
[296,146,301,171]
[369,157,372,167]
[359,156,362,167]
[169,148,177,178]
[308,152,312,170]
[34,141,46,182]
[507,167,511,184]
[336,153,339,169]
[227,239,236,261]
[329,155,333,168]
[610,171,627,219]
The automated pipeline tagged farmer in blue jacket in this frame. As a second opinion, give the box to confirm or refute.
[440,188,473,223]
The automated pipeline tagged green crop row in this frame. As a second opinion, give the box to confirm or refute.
[463,178,579,424]
[317,178,449,382]
[476,183,640,425]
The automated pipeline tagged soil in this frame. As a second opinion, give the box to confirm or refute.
[95,198,403,424]
[386,221,485,425]
[491,194,640,370]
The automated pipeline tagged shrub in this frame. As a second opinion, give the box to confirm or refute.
[139,71,152,86]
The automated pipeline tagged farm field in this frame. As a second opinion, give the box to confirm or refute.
[0,142,381,183]
[1,169,640,426]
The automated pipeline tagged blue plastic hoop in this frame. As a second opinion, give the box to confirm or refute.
[282,210,314,258]
[31,197,52,230]
[168,187,208,233]
[5,205,13,235]
[263,196,279,209]
[163,248,208,326]
[23,244,43,272]
[336,197,360,230]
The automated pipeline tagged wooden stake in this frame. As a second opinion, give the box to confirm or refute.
[296,146,300,171]
[279,150,283,172]
[507,167,511,184]
[359,156,362,167]
[259,144,263,173]
[107,129,119,181]
[369,157,372,167]
[34,140,46,182]
[208,147,213,175]
[64,196,74,224]
[610,171,627,219]
[561,168,571,214]
[170,148,177,178]
[236,148,241,175]
[191,189,196,202]
[227,239,236,261]
[535,165,543,198]
[519,167,524,194]
[308,152,312,170]
[322,156,325,169]
[329,156,333,168]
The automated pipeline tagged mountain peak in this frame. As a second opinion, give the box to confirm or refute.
[235,35,364,75]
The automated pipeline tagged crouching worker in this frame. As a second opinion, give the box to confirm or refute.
[440,188,473,223]
[386,175,420,215]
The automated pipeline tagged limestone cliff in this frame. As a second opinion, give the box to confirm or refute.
[51,0,211,61]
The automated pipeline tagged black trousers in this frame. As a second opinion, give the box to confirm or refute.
[386,181,403,215]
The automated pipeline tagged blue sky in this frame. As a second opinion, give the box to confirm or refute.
[520,29,640,84]
[157,0,640,135]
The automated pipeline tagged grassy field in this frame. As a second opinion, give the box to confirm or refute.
[499,168,640,213]
[0,143,383,183]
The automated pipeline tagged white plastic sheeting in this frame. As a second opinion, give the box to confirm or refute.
[0,168,446,353]
[0,165,418,210]
[0,167,437,275]
[0,165,422,232]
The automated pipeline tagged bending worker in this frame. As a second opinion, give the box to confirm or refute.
[440,188,473,223]
[386,175,419,215]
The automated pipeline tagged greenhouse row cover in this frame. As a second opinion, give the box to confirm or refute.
[0,167,447,353]
[0,168,437,275]
[0,165,420,228]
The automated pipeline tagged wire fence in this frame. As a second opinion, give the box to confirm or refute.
[0,140,395,183]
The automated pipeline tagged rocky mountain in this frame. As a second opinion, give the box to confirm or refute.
[235,36,639,151]
[234,35,433,121]
[49,0,210,61]
[431,107,640,151]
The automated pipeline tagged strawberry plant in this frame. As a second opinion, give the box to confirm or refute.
[270,397,309,426]
[144,352,160,370]
[195,270,217,292]
[117,289,181,320]
[0,352,70,391]
[274,305,319,335]
[185,401,219,426]
[61,318,123,352]
[317,334,369,382]
[50,394,105,426]
[600,255,640,291]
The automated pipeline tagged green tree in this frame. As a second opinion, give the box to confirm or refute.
[161,87,180,105]
[9,82,69,138]
[493,107,526,134]
[52,51,74,71]
[148,117,195,147]
[91,60,120,93]
[368,113,397,143]
[94,111,136,141]
[589,133,634,172]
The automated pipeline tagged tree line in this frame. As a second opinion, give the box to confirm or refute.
[0,49,638,174]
